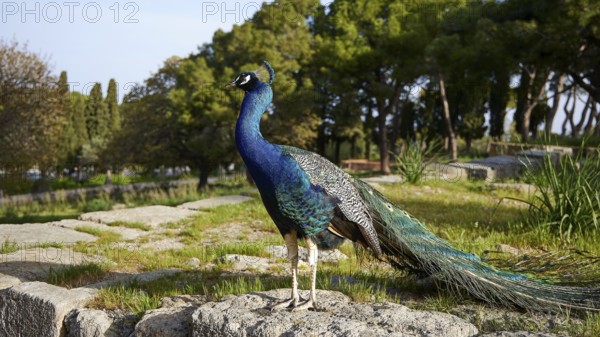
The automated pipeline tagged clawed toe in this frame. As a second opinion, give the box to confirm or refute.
[270,297,301,311]
[291,299,318,312]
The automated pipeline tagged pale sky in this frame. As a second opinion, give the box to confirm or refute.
[1,0,580,134]
[2,1,270,97]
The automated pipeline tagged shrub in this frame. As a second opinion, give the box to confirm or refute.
[393,140,438,184]
[521,146,599,242]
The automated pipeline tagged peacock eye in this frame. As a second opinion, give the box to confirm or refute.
[239,74,251,85]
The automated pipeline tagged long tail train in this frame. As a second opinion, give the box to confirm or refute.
[353,179,600,311]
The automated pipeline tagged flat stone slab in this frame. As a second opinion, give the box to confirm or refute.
[80,205,198,228]
[444,156,525,182]
[85,269,182,289]
[140,238,186,251]
[58,219,147,241]
[0,281,97,337]
[191,289,479,337]
[0,221,97,245]
[178,195,253,210]
[0,247,107,282]
[0,273,21,290]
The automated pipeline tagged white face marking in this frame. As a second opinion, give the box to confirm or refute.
[239,74,251,85]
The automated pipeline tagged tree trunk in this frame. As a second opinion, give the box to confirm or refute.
[334,138,341,164]
[561,88,574,136]
[573,95,592,136]
[390,110,400,155]
[545,73,565,137]
[465,137,472,154]
[584,100,598,136]
[489,71,510,140]
[438,73,458,161]
[317,126,326,156]
[521,70,546,142]
[377,112,391,174]
[350,135,357,158]
[197,161,209,192]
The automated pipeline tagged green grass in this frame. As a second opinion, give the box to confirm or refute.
[0,180,240,225]
[108,221,152,231]
[91,273,203,317]
[518,147,600,242]
[178,200,278,243]
[47,262,111,288]
[1,239,19,254]
[74,226,123,244]
[566,313,600,337]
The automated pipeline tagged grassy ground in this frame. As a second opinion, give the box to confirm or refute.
[8,177,599,335]
[0,175,250,224]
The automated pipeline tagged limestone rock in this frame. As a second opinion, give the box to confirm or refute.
[187,257,201,268]
[178,195,253,210]
[0,222,96,244]
[79,205,197,228]
[160,294,208,308]
[191,289,479,337]
[65,309,115,337]
[135,306,195,337]
[58,219,146,241]
[220,254,272,272]
[0,282,97,337]
[65,309,137,337]
[0,273,21,290]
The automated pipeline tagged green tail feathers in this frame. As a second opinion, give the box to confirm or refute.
[353,179,600,311]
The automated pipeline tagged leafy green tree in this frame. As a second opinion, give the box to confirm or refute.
[313,0,418,172]
[0,40,66,186]
[109,57,181,170]
[208,0,322,151]
[169,56,237,190]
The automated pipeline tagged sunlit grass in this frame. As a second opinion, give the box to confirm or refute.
[74,225,123,244]
[46,262,111,288]
[108,220,152,232]
[1,239,19,254]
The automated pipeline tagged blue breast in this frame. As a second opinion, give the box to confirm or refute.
[235,82,336,236]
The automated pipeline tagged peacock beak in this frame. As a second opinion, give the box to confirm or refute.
[225,80,236,88]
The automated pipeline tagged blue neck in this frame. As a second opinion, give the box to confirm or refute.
[235,82,277,172]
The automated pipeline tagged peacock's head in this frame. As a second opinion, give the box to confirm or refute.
[225,61,275,92]
[225,72,260,91]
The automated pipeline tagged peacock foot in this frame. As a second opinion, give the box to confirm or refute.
[270,296,302,311]
[292,299,319,312]
[291,299,318,312]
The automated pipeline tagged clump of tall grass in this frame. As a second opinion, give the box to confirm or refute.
[520,146,599,242]
[392,140,438,184]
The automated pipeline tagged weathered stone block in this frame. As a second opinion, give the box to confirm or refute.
[0,282,97,337]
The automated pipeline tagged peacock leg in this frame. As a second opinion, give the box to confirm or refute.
[271,230,301,311]
[292,237,318,311]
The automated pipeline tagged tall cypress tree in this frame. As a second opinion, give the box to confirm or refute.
[57,71,75,167]
[85,83,109,141]
[106,79,121,132]
[71,92,88,146]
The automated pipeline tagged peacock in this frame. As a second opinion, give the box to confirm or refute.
[226,61,600,312]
